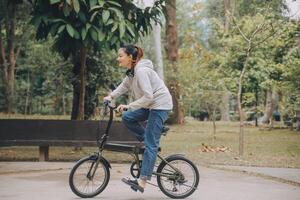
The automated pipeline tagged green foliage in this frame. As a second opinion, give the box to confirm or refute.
[83,50,125,118]
[174,0,300,121]
[28,0,165,118]
[206,0,288,19]
[14,35,125,115]
[0,1,35,112]
[16,37,73,114]
[281,42,300,115]
[234,0,288,18]
[30,0,165,58]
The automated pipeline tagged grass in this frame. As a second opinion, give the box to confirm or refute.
[160,120,300,168]
[0,113,70,120]
[0,118,299,168]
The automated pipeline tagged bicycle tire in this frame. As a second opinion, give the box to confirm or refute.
[69,156,110,198]
[156,155,199,199]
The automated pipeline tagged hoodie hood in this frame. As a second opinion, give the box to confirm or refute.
[134,59,154,71]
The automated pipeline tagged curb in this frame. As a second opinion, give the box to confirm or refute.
[0,167,71,175]
[209,165,300,187]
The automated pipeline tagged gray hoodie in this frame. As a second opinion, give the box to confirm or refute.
[110,59,173,110]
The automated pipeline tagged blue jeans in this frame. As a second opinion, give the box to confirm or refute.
[122,108,169,181]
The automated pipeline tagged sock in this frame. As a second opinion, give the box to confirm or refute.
[138,179,147,188]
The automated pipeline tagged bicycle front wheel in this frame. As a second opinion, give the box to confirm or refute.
[156,155,199,199]
[69,156,110,198]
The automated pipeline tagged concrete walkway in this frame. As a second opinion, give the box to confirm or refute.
[0,162,299,200]
[212,165,300,185]
[1,162,299,185]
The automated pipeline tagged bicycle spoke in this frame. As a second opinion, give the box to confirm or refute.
[157,156,199,198]
[180,183,196,189]
[69,157,110,198]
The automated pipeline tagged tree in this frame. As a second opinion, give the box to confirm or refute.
[165,0,184,124]
[0,0,30,113]
[139,0,164,79]
[152,22,164,79]
[205,0,289,124]
[279,24,300,129]
[225,8,298,155]
[224,0,231,30]
[16,37,73,115]
[31,0,165,120]
[202,0,300,156]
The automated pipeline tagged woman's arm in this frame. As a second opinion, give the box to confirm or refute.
[110,77,130,99]
[128,69,153,109]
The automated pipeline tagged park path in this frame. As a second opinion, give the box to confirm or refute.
[0,162,299,200]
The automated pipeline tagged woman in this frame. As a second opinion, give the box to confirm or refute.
[104,44,173,193]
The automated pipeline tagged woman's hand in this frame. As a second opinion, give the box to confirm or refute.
[103,95,112,102]
[116,104,129,113]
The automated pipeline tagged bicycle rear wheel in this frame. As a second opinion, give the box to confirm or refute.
[156,155,199,199]
[69,156,110,198]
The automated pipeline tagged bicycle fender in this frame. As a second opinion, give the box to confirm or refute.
[157,154,185,171]
[158,154,186,167]
[89,155,111,169]
[163,154,186,160]
[100,157,111,169]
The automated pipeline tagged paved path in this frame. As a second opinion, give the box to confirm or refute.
[0,162,299,200]
[212,165,300,184]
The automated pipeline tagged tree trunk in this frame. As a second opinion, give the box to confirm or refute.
[224,0,231,30]
[77,46,87,120]
[153,23,164,80]
[168,73,185,124]
[25,71,30,115]
[260,89,277,124]
[165,0,178,63]
[254,89,259,126]
[237,79,244,156]
[165,0,184,124]
[141,0,164,80]
[220,92,230,121]
[59,73,66,115]
[212,108,217,142]
[237,44,251,156]
[71,61,80,120]
[278,91,287,128]
[0,2,17,113]
[62,92,66,115]
[220,0,231,121]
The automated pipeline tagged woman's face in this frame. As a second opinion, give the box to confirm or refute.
[117,48,132,69]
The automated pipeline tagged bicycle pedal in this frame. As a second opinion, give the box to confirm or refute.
[131,186,138,192]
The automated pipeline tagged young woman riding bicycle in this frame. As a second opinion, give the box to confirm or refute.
[104,44,173,193]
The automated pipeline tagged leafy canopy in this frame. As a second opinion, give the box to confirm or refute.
[31,0,165,58]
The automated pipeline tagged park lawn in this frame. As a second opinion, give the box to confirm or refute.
[0,113,70,120]
[160,120,300,168]
[0,119,299,168]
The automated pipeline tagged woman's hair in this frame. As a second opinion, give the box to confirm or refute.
[120,44,144,67]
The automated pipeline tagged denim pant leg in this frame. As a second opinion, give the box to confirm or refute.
[122,108,149,141]
[140,109,169,181]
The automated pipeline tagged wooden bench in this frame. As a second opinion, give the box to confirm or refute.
[0,119,138,161]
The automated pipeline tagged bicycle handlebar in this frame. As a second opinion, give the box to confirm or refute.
[103,100,116,109]
[100,101,128,138]
[103,100,128,113]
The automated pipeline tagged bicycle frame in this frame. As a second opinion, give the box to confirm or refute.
[69,101,199,199]
[93,101,185,181]
[97,101,115,151]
